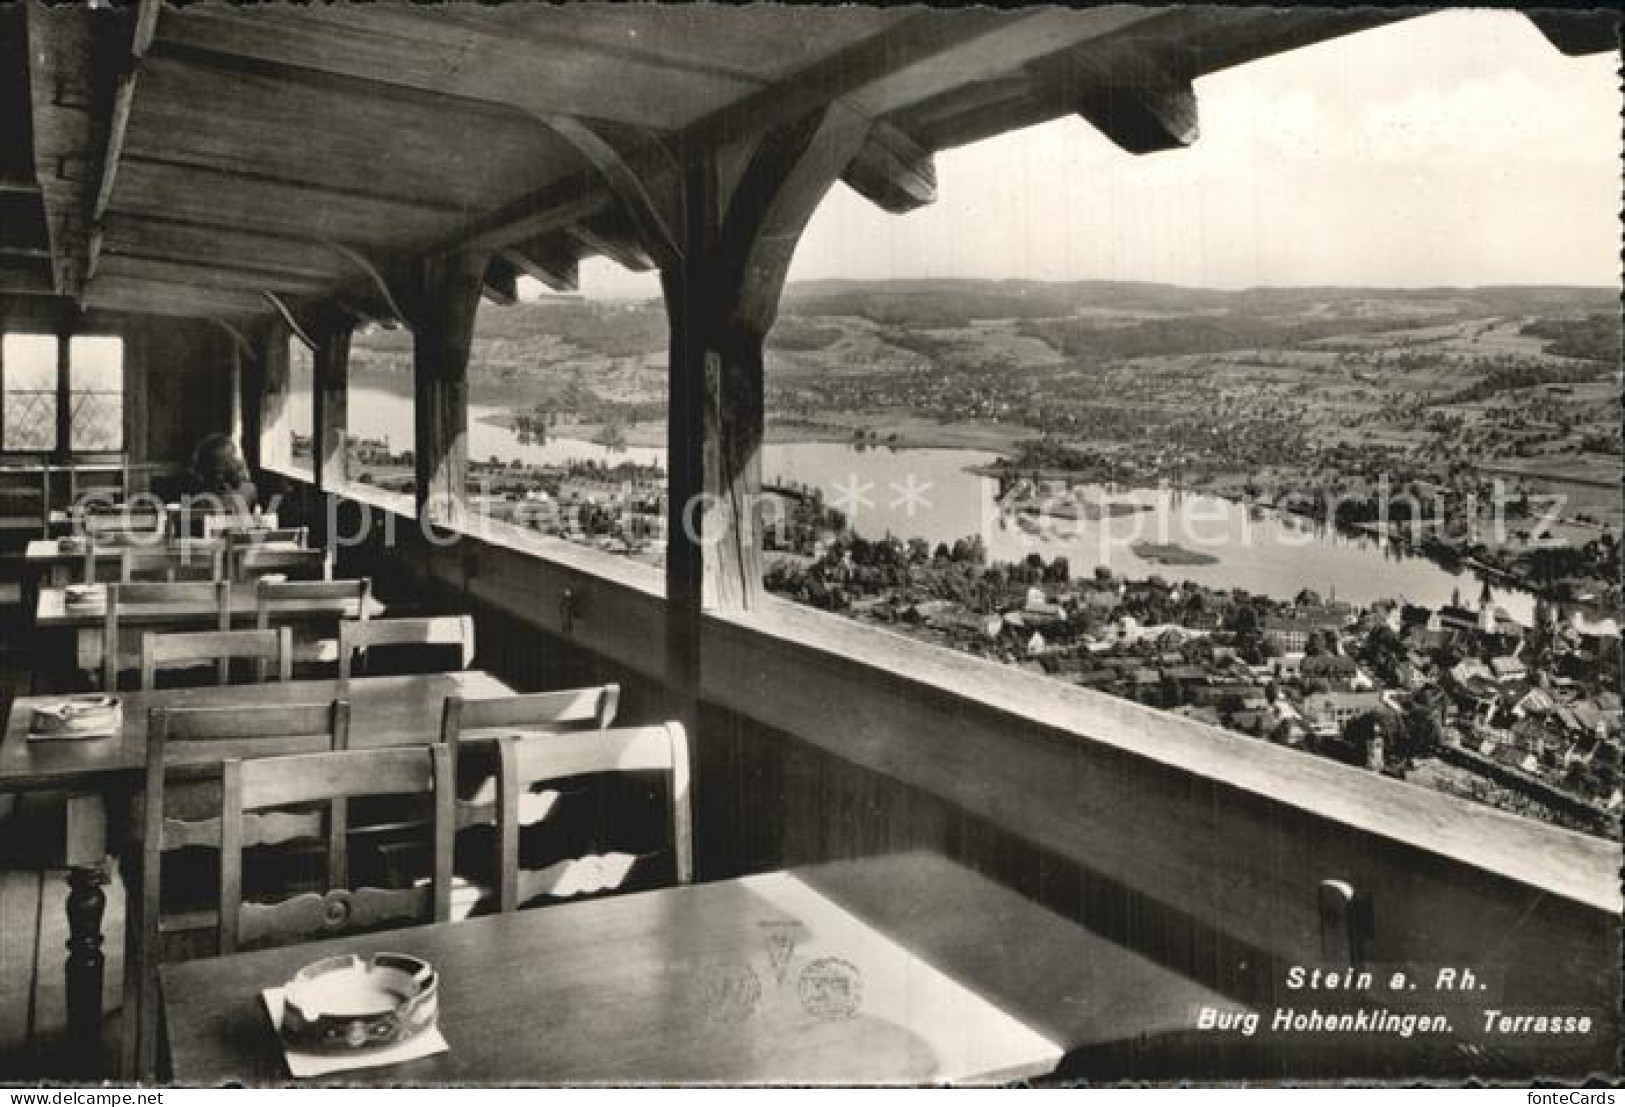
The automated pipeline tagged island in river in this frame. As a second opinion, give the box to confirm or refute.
[1131,541,1221,566]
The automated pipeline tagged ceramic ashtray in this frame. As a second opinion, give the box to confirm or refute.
[279,953,440,1054]
[30,695,121,736]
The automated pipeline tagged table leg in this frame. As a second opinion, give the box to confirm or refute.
[64,862,109,1058]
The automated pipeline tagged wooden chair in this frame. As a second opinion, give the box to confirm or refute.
[218,745,455,953]
[344,687,620,915]
[139,627,293,689]
[235,545,330,583]
[125,700,352,1078]
[119,540,226,583]
[101,580,230,692]
[255,577,370,671]
[338,614,475,679]
[81,534,151,584]
[483,723,691,914]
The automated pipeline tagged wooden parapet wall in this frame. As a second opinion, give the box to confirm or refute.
[300,481,1621,1075]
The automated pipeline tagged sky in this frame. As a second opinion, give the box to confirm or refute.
[559,9,1621,299]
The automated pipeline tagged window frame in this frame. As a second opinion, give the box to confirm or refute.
[66,333,128,456]
[0,329,127,460]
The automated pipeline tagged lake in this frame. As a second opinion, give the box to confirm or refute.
[291,383,1616,628]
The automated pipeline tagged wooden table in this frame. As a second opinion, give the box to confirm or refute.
[161,853,1247,1085]
[36,581,380,628]
[14,536,305,594]
[35,582,384,673]
[0,670,515,1058]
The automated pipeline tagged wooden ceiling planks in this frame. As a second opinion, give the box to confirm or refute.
[151,3,767,132]
[82,274,270,319]
[96,252,336,297]
[123,53,573,213]
[108,158,463,250]
[10,3,1570,329]
[101,213,356,284]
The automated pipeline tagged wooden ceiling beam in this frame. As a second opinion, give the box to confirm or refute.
[84,0,164,284]
[481,255,520,306]
[315,239,417,332]
[441,9,1054,257]
[535,114,682,270]
[501,234,579,293]
[1524,11,1619,56]
[22,2,94,298]
[841,121,937,214]
[1074,79,1199,155]
[568,219,656,274]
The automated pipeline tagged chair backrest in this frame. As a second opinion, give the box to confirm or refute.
[338,614,476,679]
[439,686,620,831]
[255,577,370,626]
[77,508,166,541]
[219,745,454,953]
[126,700,350,1077]
[439,686,621,744]
[81,533,156,584]
[140,627,293,689]
[235,545,330,583]
[102,580,230,692]
[119,540,226,583]
[488,723,690,913]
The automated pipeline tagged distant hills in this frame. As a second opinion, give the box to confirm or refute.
[346,278,1620,378]
[778,278,1618,329]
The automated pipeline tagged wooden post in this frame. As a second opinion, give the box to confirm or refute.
[662,107,871,619]
[258,320,292,474]
[411,251,486,527]
[313,324,352,493]
[663,155,718,702]
[238,330,264,474]
[226,337,243,451]
[55,326,71,460]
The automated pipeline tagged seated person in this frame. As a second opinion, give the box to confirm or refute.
[185,432,259,518]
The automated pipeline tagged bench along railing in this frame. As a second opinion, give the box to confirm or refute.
[287,478,1622,1070]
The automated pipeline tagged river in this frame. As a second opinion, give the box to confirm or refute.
[287,383,1618,630]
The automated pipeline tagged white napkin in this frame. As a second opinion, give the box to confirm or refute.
[261,986,448,1078]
